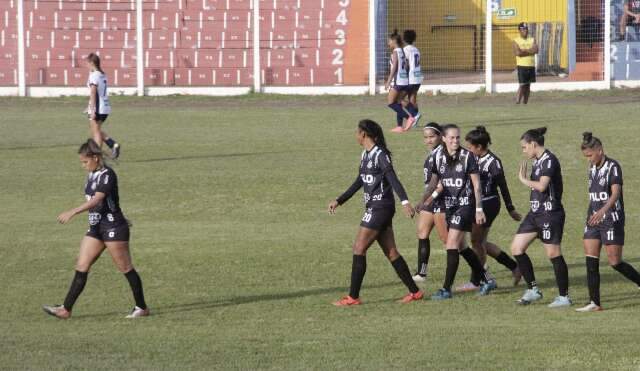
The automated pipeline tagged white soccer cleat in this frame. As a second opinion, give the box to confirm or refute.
[517,287,543,305]
[412,274,427,283]
[547,295,572,308]
[575,301,603,312]
[125,306,150,318]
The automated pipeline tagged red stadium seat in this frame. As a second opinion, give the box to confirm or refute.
[213,68,243,86]
[174,67,213,85]
[26,11,54,29]
[54,11,80,30]
[220,49,248,68]
[297,9,322,31]
[296,29,320,49]
[263,48,292,68]
[176,49,196,67]
[287,67,312,85]
[145,29,178,49]
[184,0,225,10]
[179,28,223,49]
[181,10,223,29]
[193,49,221,67]
[145,68,175,85]
[225,9,250,30]
[227,0,250,10]
[64,67,86,85]
[77,30,101,48]
[0,68,17,85]
[222,29,250,49]
[145,11,180,30]
[103,30,137,49]
[52,30,79,48]
[142,0,184,11]
[48,48,74,67]
[26,29,52,49]
[291,48,315,67]
[110,68,137,86]
[25,0,61,12]
[80,11,135,30]
[145,49,173,68]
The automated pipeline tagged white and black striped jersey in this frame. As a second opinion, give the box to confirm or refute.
[87,70,111,115]
[529,150,564,214]
[84,166,126,228]
[430,147,479,209]
[587,157,624,225]
[478,151,515,211]
[337,146,409,209]
[423,144,443,187]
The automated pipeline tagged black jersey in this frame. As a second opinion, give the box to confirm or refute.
[478,151,515,212]
[587,157,624,225]
[529,150,563,214]
[430,147,478,210]
[337,146,409,209]
[84,166,127,228]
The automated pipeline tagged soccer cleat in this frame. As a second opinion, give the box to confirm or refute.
[399,290,424,304]
[332,296,362,307]
[43,304,71,319]
[412,274,427,283]
[431,288,453,301]
[517,287,543,305]
[391,126,405,133]
[402,116,416,131]
[512,268,523,286]
[454,282,479,293]
[111,143,121,159]
[575,301,603,312]
[478,279,498,296]
[125,306,150,318]
[412,113,422,128]
[547,295,572,308]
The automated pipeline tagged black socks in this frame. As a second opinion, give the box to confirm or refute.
[586,256,600,306]
[63,270,88,311]
[124,269,147,310]
[349,255,367,299]
[392,256,420,294]
[417,238,430,276]
[495,252,518,271]
[550,256,569,297]
[460,247,490,284]
[612,261,640,286]
[443,250,460,291]
[514,253,537,289]
[104,137,116,149]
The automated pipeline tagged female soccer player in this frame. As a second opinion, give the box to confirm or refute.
[577,132,640,312]
[422,124,497,300]
[413,122,447,282]
[43,139,148,319]
[85,53,120,159]
[328,119,423,306]
[456,126,522,292]
[510,127,571,308]
[385,30,414,133]
[402,29,423,129]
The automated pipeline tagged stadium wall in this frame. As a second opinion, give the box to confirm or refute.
[0,0,637,97]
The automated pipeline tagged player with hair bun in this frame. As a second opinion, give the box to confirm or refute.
[402,29,423,129]
[43,139,149,319]
[577,132,640,312]
[511,127,571,307]
[85,53,120,159]
[454,126,522,292]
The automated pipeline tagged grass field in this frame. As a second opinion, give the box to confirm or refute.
[1,90,640,370]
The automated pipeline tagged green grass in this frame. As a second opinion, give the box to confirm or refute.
[1,90,640,370]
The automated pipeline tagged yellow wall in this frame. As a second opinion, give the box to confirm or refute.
[387,0,568,71]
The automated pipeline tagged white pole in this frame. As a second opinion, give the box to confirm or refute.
[368,0,376,95]
[16,0,26,96]
[136,0,144,95]
[604,0,611,88]
[253,0,260,92]
[485,0,493,93]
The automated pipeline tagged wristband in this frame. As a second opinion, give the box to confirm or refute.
[431,191,439,199]
[476,207,483,212]
[401,200,410,206]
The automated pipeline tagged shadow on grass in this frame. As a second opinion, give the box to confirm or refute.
[128,150,296,163]
[0,143,78,151]
[71,281,401,319]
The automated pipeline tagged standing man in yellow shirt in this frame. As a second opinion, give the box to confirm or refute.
[513,23,538,104]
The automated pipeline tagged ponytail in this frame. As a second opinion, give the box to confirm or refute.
[358,119,391,158]
[521,127,547,146]
[389,29,404,47]
[465,125,491,149]
[86,52,104,74]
